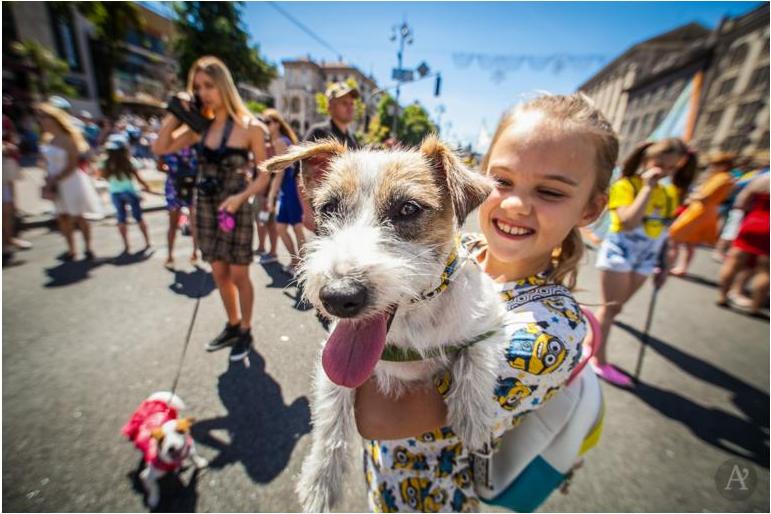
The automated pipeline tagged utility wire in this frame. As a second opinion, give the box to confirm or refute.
[267,2,344,62]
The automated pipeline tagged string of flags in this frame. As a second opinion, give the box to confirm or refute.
[452,53,607,83]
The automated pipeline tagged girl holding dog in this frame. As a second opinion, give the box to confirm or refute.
[153,56,269,362]
[355,93,616,512]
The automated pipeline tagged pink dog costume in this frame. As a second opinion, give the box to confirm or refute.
[121,399,191,472]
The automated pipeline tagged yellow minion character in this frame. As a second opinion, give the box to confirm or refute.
[543,385,561,403]
[542,297,582,329]
[506,327,566,375]
[434,369,452,398]
[452,467,473,489]
[423,486,449,512]
[417,426,455,443]
[495,377,536,411]
[392,446,429,471]
[372,483,399,513]
[400,477,431,510]
[367,440,382,471]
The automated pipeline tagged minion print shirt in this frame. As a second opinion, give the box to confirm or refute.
[363,235,586,513]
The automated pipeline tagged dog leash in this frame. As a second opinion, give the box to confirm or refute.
[168,267,209,398]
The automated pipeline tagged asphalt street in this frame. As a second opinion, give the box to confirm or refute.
[3,209,768,512]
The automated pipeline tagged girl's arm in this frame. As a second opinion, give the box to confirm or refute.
[615,168,663,230]
[152,113,199,156]
[219,120,268,213]
[355,378,448,440]
[266,136,289,207]
[733,175,768,211]
[131,167,152,192]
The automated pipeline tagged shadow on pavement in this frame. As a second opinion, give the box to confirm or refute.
[192,350,311,483]
[169,266,216,299]
[259,261,294,289]
[672,272,719,289]
[616,321,769,467]
[127,456,200,513]
[112,249,155,267]
[43,258,106,287]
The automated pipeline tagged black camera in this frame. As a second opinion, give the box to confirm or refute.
[166,93,212,134]
[197,176,221,197]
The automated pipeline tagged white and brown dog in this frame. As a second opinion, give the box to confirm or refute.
[122,392,208,509]
[261,136,506,512]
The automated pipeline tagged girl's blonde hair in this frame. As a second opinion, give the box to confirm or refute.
[261,108,299,145]
[186,55,254,128]
[34,102,90,154]
[481,93,619,290]
[621,137,697,198]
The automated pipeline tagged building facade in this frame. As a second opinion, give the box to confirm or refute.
[691,5,770,157]
[580,4,769,162]
[270,57,379,136]
[3,2,178,117]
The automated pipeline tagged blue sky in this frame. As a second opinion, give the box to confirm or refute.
[153,1,764,147]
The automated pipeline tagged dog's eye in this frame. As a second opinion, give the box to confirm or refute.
[318,199,339,218]
[398,200,422,219]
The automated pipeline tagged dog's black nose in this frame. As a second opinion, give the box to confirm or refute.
[319,279,368,318]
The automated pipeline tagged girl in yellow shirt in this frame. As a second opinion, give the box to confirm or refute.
[594,138,696,387]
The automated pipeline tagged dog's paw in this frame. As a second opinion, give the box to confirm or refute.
[193,456,209,469]
[147,492,160,509]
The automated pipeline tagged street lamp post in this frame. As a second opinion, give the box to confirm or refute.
[390,21,413,137]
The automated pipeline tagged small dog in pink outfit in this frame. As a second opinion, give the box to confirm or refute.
[122,392,208,508]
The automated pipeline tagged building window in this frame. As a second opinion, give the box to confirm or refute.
[733,101,762,129]
[628,118,638,135]
[706,110,723,128]
[48,4,82,72]
[653,110,666,129]
[721,134,747,152]
[290,119,300,133]
[717,78,736,96]
[747,65,769,91]
[290,97,301,114]
[641,113,652,133]
[728,43,749,67]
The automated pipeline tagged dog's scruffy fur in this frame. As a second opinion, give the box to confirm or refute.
[122,392,208,509]
[261,136,506,512]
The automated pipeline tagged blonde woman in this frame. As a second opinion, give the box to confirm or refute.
[36,103,103,261]
[153,56,268,361]
[262,108,305,275]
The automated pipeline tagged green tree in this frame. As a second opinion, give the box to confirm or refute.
[10,40,76,99]
[398,102,437,146]
[364,95,436,146]
[171,2,276,88]
[66,1,144,117]
[245,100,267,114]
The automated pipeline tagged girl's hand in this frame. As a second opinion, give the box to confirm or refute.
[219,194,245,214]
[641,166,665,187]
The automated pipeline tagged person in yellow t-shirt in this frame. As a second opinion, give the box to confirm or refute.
[594,138,697,387]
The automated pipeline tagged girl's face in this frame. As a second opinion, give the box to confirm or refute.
[193,71,222,111]
[479,118,605,273]
[644,152,682,177]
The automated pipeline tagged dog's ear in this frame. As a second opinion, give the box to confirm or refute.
[150,427,165,441]
[176,418,194,433]
[420,134,494,225]
[259,138,347,201]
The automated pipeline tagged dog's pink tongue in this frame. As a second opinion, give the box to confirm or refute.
[322,314,388,388]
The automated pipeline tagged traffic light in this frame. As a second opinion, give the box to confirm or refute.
[434,74,441,97]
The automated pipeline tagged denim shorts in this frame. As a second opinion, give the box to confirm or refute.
[595,228,665,276]
[111,191,143,224]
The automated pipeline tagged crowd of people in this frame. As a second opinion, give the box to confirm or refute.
[2,52,768,512]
